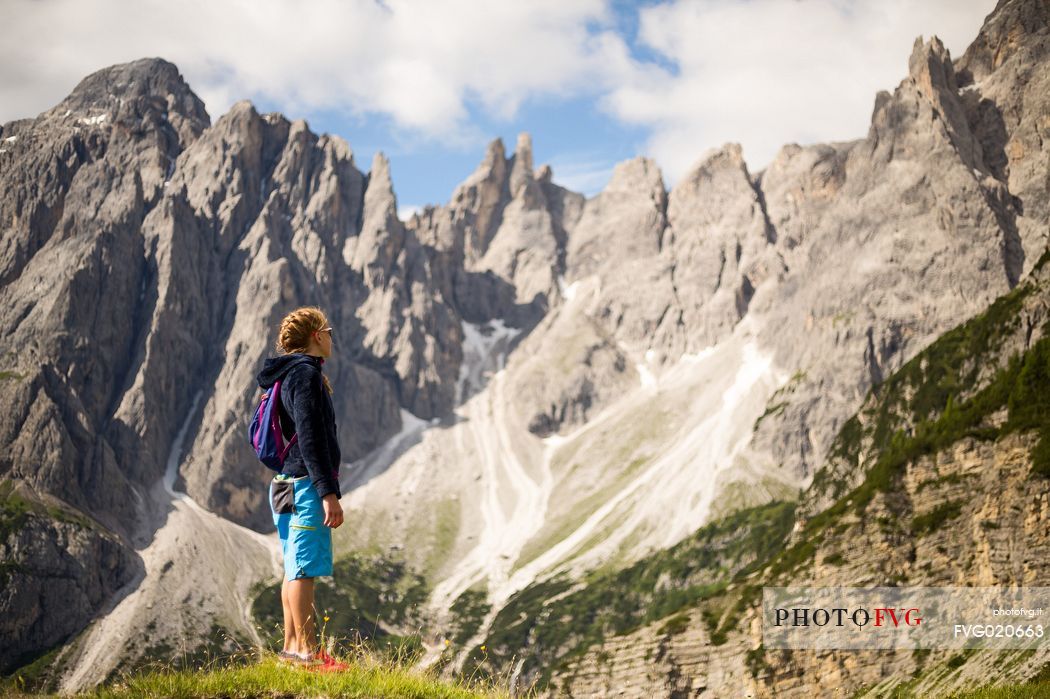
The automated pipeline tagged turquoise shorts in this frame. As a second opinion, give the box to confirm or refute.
[269,475,333,581]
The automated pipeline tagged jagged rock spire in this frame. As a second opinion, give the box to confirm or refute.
[509,132,534,196]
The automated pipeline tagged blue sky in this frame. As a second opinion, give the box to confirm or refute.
[1,0,996,215]
[265,93,651,215]
[247,0,665,212]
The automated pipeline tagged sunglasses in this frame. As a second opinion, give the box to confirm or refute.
[315,326,333,337]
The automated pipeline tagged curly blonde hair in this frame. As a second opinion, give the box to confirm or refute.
[274,306,334,395]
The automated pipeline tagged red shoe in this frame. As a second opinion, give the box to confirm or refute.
[306,647,349,672]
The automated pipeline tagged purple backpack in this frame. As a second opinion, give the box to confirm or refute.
[248,377,298,472]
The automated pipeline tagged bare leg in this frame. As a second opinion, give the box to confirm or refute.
[287,577,317,656]
[281,579,297,653]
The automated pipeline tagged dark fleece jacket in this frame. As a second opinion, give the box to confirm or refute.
[256,353,342,499]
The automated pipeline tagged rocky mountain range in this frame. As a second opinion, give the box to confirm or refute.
[1,0,1048,695]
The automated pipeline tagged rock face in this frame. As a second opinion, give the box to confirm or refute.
[0,482,138,675]
[567,157,673,350]
[956,0,1050,270]
[0,59,208,673]
[746,20,1041,487]
[558,260,1050,698]
[0,58,572,672]
[0,58,208,528]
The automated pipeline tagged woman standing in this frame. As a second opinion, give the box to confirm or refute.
[255,306,348,670]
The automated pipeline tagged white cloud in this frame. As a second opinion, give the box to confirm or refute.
[0,0,998,192]
[546,152,619,195]
[604,0,996,183]
[397,204,422,221]
[0,0,633,143]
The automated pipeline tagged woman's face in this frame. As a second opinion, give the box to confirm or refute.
[311,325,333,358]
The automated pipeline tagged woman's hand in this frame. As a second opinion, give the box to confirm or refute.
[322,494,344,528]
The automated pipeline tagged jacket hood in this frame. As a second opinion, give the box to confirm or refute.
[256,353,324,389]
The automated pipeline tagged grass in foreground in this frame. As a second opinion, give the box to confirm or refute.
[937,680,1050,699]
[9,647,517,699]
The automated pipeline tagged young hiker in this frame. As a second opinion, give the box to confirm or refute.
[255,306,348,671]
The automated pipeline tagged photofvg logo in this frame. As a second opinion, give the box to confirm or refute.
[763,587,1050,650]
[773,605,922,629]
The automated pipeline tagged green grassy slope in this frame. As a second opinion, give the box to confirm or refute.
[469,500,797,686]
[6,651,516,699]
